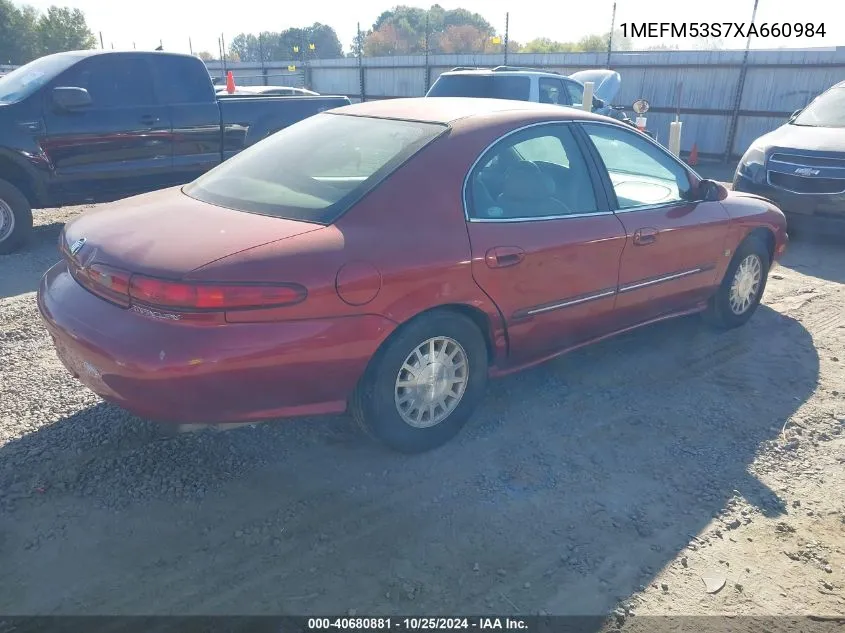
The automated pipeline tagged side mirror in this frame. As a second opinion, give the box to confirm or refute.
[788,108,802,122]
[697,178,724,202]
[52,86,92,110]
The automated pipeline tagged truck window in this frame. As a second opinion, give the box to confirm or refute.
[56,55,158,107]
[151,55,216,104]
[427,75,530,101]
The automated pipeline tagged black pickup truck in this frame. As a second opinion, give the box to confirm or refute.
[0,50,351,254]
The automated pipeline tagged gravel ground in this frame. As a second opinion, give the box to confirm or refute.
[0,205,843,622]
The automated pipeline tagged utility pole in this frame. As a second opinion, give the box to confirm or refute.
[606,2,616,68]
[503,13,509,65]
[99,32,104,49]
[724,0,759,162]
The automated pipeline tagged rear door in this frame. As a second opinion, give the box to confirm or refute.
[41,53,172,203]
[464,122,627,366]
[579,122,731,324]
[150,54,223,183]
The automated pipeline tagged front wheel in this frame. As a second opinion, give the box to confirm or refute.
[0,179,33,255]
[703,235,770,329]
[351,310,488,453]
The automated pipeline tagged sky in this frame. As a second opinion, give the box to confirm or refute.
[21,0,843,56]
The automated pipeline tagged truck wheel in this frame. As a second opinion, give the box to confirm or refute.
[350,310,488,454]
[0,179,33,255]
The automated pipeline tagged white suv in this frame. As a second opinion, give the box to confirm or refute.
[425,66,646,133]
[427,66,596,107]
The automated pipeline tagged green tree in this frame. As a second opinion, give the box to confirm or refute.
[229,23,343,62]
[0,0,39,64]
[364,4,497,55]
[36,6,97,56]
[521,37,576,54]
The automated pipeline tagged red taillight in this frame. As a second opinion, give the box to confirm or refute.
[128,275,307,311]
[87,264,131,296]
[69,263,132,306]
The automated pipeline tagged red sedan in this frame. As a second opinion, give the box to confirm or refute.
[38,98,788,453]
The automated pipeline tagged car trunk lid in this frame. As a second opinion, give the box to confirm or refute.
[61,186,323,279]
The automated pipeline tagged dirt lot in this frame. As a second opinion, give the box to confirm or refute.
[1,205,843,621]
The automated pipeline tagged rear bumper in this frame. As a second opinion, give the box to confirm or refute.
[37,261,395,424]
[733,172,845,235]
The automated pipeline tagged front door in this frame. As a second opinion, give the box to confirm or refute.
[580,122,732,324]
[464,122,627,367]
[42,54,172,204]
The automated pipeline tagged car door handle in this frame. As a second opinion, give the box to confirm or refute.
[139,114,160,126]
[633,227,659,245]
[485,246,525,268]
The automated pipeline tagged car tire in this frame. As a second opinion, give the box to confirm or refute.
[0,178,33,255]
[703,235,770,329]
[351,310,488,453]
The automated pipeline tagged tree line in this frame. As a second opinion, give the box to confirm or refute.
[2,0,724,68]
[0,0,96,65]
[208,5,635,62]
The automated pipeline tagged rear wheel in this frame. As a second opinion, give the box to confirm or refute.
[703,236,770,329]
[351,310,488,453]
[0,179,33,255]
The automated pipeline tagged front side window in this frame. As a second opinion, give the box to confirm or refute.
[563,80,584,108]
[467,124,597,220]
[793,86,845,128]
[56,55,158,107]
[184,113,446,223]
[582,123,692,209]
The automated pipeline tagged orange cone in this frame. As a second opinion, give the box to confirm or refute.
[688,143,699,166]
[226,70,236,94]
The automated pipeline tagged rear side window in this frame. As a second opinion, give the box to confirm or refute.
[184,113,446,223]
[427,75,530,101]
[56,55,157,107]
[467,124,598,220]
[152,55,216,104]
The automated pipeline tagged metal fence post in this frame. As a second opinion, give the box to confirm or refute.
[503,13,509,65]
[424,13,431,93]
[357,23,365,102]
[724,0,759,162]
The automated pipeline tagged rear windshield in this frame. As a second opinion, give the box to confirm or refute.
[793,86,845,128]
[183,113,446,223]
[427,75,530,101]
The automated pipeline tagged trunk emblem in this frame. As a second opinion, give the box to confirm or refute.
[794,167,820,176]
[69,238,86,255]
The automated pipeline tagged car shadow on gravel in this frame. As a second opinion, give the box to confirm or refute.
[777,235,845,285]
[0,222,63,299]
[0,304,820,618]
